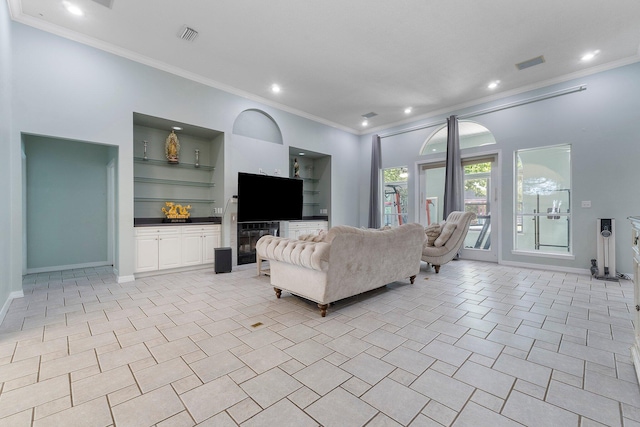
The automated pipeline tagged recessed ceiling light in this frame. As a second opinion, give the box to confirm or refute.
[298,152,305,156]
[581,50,600,62]
[63,1,84,16]
[271,84,281,93]
[172,126,182,131]
[404,107,413,114]
[362,119,368,127]
[487,80,500,90]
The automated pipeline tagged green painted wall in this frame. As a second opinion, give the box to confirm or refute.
[24,135,110,270]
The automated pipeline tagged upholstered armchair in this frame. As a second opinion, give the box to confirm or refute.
[422,211,476,273]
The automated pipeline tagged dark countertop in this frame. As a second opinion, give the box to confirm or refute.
[134,217,222,227]
[295,216,329,221]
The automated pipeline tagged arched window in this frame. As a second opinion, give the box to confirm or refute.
[420,121,496,155]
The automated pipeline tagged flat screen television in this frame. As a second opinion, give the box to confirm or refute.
[237,172,303,222]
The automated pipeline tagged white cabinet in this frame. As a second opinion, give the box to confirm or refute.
[135,227,180,272]
[203,230,220,263]
[181,226,220,266]
[158,231,181,269]
[135,225,221,273]
[181,231,204,266]
[628,216,640,384]
[287,221,328,239]
[135,234,160,272]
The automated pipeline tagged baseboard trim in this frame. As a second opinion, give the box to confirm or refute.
[26,261,111,275]
[0,291,25,325]
[117,275,136,284]
[133,264,213,279]
[500,259,590,276]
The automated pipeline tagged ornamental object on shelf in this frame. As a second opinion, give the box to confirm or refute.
[162,202,191,221]
[165,131,180,164]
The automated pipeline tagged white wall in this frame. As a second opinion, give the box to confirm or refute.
[360,63,640,274]
[0,0,20,310]
[9,21,360,282]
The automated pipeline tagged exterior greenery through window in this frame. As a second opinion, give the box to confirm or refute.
[383,167,408,226]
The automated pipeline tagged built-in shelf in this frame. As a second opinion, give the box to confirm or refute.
[134,177,215,187]
[134,157,215,171]
[303,202,320,206]
[134,197,215,204]
[303,190,320,195]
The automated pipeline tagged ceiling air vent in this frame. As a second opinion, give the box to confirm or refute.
[178,26,199,42]
[361,112,378,119]
[516,55,545,71]
[91,0,114,8]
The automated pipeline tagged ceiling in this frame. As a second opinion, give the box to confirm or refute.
[8,0,640,134]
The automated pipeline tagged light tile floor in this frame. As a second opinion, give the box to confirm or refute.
[0,261,638,426]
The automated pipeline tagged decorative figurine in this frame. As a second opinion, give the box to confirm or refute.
[165,130,180,164]
[162,202,192,222]
[142,140,148,160]
[293,157,300,178]
[194,149,200,168]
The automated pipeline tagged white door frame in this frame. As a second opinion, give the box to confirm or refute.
[106,159,116,268]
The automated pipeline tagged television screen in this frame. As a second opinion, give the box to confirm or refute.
[237,172,303,222]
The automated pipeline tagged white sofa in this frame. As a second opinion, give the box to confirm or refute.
[255,223,426,317]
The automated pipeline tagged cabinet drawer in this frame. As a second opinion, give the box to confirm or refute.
[182,225,220,235]
[135,226,180,236]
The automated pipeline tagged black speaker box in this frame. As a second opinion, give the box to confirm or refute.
[214,247,232,273]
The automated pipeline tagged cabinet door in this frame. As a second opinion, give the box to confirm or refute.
[181,233,203,266]
[135,235,159,272]
[203,232,220,264]
[158,234,182,269]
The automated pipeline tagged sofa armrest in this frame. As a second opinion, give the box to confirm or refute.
[256,236,330,271]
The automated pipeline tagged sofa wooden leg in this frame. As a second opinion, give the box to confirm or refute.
[318,304,328,317]
[410,275,416,284]
[274,287,282,298]
[434,265,440,273]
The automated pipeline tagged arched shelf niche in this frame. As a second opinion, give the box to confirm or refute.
[232,109,283,144]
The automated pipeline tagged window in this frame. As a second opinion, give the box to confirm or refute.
[420,121,496,155]
[514,145,572,255]
[383,167,408,227]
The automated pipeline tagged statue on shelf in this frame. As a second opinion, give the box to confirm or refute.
[165,130,180,164]
[293,157,300,178]
[162,202,191,220]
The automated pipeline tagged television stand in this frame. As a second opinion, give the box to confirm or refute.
[237,222,280,265]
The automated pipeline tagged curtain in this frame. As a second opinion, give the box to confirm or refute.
[368,134,382,228]
[443,115,463,220]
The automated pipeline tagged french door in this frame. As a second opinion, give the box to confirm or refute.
[418,155,498,262]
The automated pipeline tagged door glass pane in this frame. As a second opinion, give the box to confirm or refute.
[383,167,408,227]
[515,145,571,254]
[463,161,491,250]
[421,166,445,225]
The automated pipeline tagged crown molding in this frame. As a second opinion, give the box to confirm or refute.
[8,4,639,138]
[8,9,360,135]
[362,55,640,136]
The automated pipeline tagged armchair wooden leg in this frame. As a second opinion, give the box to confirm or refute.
[410,275,416,284]
[318,304,328,317]
[274,287,282,298]
[434,265,440,273]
